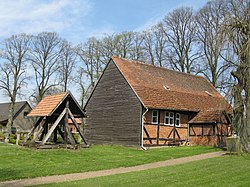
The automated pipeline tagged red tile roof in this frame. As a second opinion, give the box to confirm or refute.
[68,118,81,124]
[28,93,68,117]
[112,56,232,123]
[189,109,230,124]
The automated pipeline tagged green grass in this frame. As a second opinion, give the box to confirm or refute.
[0,143,219,181]
[36,154,250,187]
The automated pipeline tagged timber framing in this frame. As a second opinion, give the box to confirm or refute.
[22,92,88,149]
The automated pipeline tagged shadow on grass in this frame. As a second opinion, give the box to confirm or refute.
[0,168,21,181]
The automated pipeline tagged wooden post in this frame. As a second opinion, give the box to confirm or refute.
[157,110,160,145]
[173,112,176,143]
[39,123,48,141]
[16,133,20,145]
[57,126,65,141]
[68,110,88,145]
[41,108,67,145]
[65,124,77,146]
[53,127,57,143]
[31,123,45,143]
[23,117,43,143]
[64,100,69,144]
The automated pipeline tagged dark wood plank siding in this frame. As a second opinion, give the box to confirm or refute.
[13,104,35,132]
[85,60,142,146]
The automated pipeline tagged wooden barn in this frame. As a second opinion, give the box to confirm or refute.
[0,101,34,133]
[84,56,232,148]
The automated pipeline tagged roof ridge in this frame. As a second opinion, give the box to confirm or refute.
[0,101,27,105]
[112,56,205,80]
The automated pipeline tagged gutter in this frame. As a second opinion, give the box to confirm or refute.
[141,107,148,150]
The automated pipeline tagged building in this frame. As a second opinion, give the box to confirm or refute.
[0,101,34,133]
[84,57,232,148]
[68,118,82,133]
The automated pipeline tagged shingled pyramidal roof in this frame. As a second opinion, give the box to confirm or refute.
[111,56,232,124]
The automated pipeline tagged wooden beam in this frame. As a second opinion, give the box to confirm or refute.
[68,109,88,145]
[143,126,152,144]
[39,123,48,141]
[64,100,69,144]
[175,128,181,139]
[31,123,45,143]
[53,127,58,143]
[23,117,43,143]
[156,110,160,145]
[173,112,176,142]
[57,126,65,141]
[65,123,77,145]
[167,128,174,138]
[41,108,67,145]
[63,99,77,146]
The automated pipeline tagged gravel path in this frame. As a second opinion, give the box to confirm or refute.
[0,151,225,187]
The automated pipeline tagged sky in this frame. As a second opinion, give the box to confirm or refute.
[0,0,208,103]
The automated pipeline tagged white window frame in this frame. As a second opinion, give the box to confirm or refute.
[176,113,180,127]
[152,110,158,124]
[165,111,174,126]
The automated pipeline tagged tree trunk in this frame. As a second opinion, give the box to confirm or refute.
[246,57,250,142]
[232,68,248,152]
[5,102,14,143]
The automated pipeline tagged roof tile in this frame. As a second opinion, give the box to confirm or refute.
[28,93,67,117]
[112,56,232,123]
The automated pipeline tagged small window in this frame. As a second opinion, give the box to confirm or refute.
[176,113,180,127]
[152,110,158,124]
[165,112,174,125]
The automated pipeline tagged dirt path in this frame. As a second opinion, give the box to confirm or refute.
[0,151,225,187]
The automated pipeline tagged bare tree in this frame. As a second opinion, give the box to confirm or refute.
[160,7,200,73]
[142,29,156,65]
[74,68,91,108]
[152,24,168,67]
[141,25,168,67]
[75,37,103,90]
[0,34,31,142]
[100,34,119,64]
[129,32,146,61]
[196,0,233,90]
[115,31,134,58]
[29,32,62,103]
[58,40,77,92]
[224,0,250,152]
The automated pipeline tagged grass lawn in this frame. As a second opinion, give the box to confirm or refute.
[36,154,250,187]
[0,143,219,181]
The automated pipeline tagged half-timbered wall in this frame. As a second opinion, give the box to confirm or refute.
[143,110,231,146]
[189,123,231,146]
[143,109,189,145]
[85,60,142,146]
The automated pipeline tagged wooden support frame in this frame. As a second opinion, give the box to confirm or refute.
[41,108,67,145]
[23,92,88,149]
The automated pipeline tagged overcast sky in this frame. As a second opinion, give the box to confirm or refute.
[0,0,208,103]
